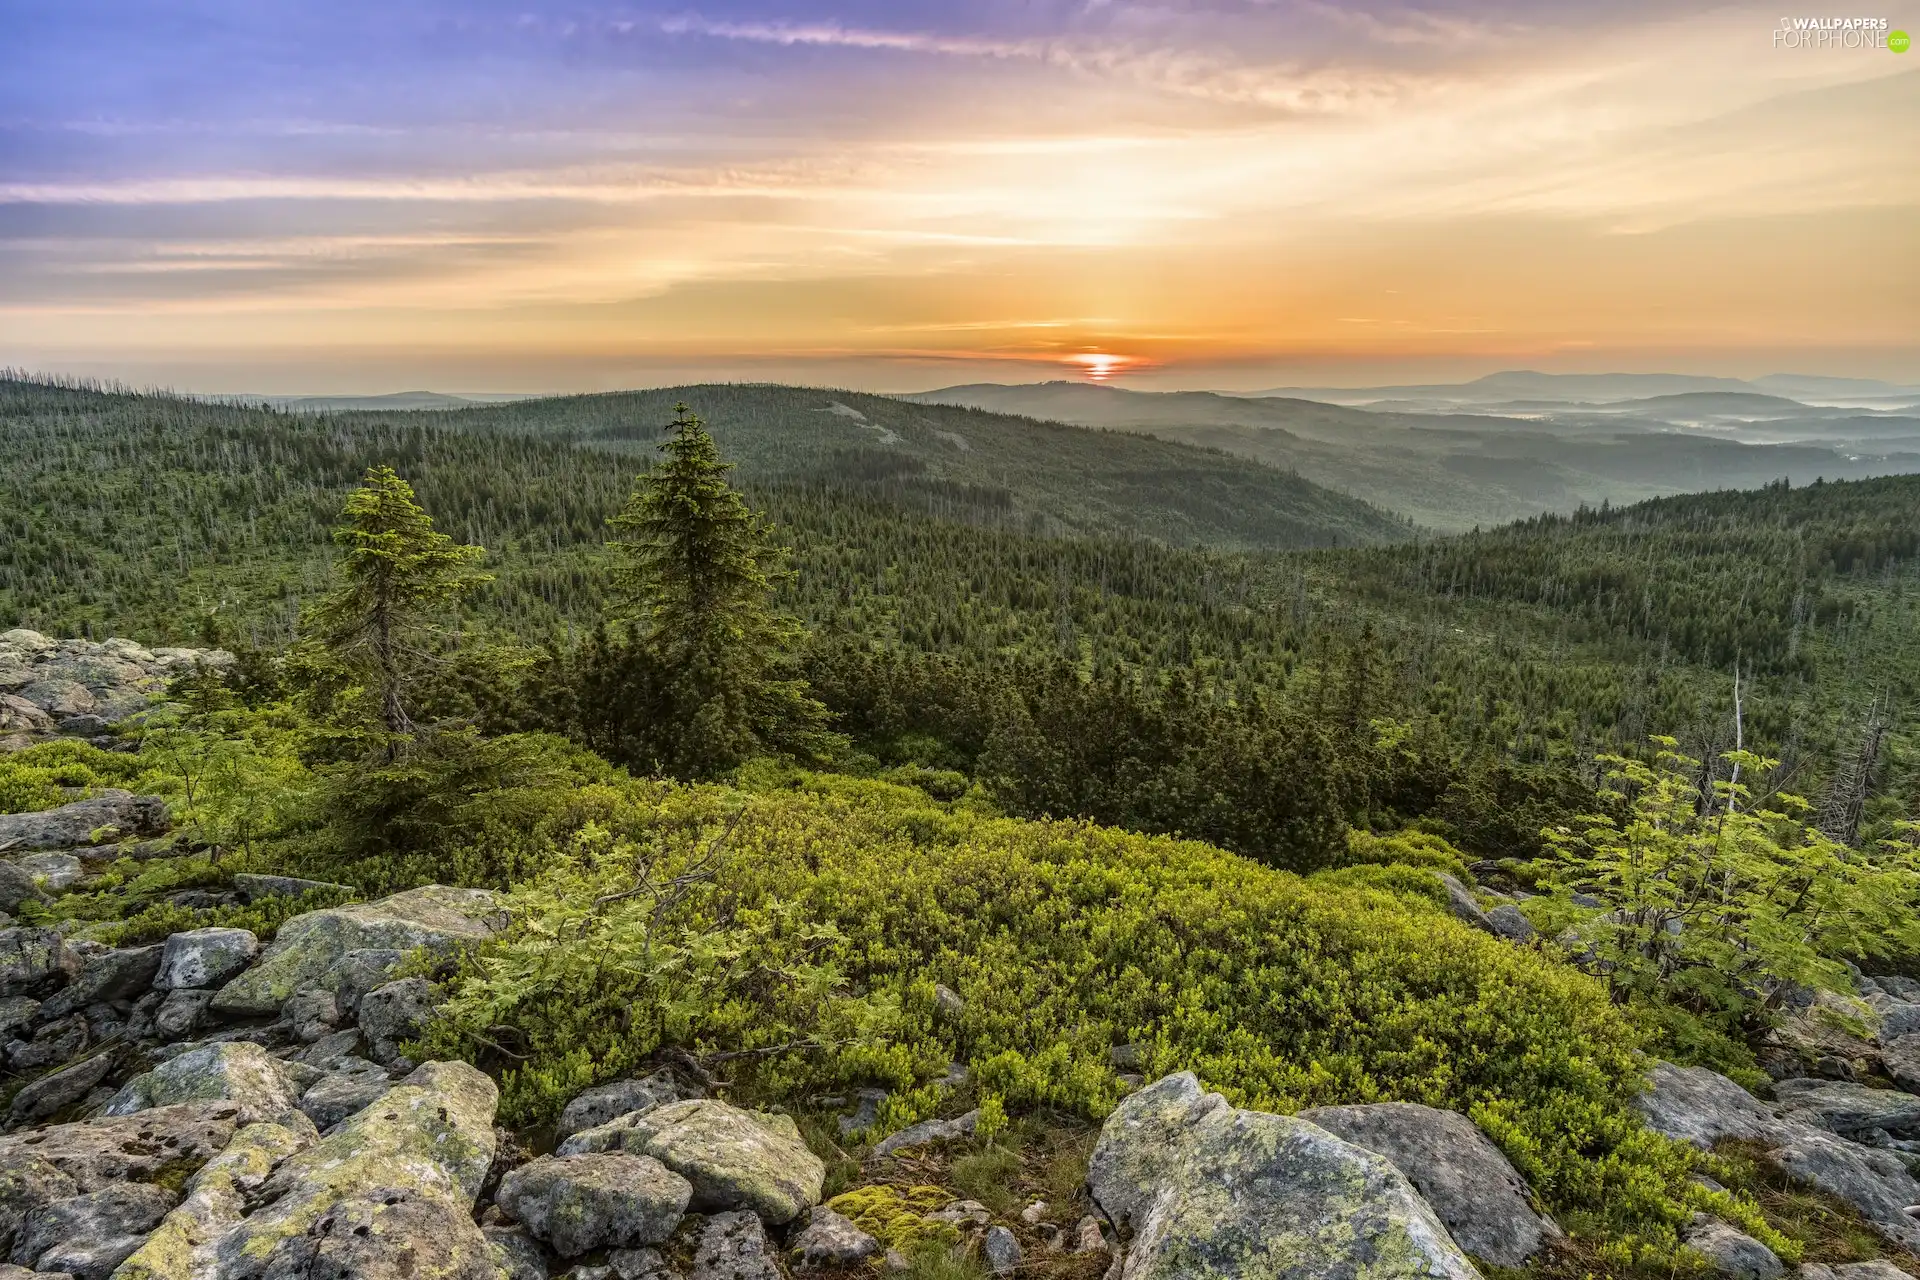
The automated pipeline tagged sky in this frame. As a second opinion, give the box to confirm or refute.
[1,1,1916,393]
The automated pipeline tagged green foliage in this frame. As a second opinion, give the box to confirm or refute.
[306,465,490,745]
[0,739,150,814]
[1530,741,1920,1033]
[133,706,319,858]
[427,768,1714,1253]
[84,885,360,947]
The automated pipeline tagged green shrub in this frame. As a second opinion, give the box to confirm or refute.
[428,768,1722,1255]
[0,739,148,814]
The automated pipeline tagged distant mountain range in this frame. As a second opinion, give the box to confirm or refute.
[904,376,1920,531]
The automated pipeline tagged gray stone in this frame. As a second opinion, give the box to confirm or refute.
[155,927,258,990]
[230,872,355,903]
[38,944,163,1020]
[1881,1033,1920,1094]
[933,984,965,1017]
[557,1070,679,1142]
[357,976,435,1067]
[0,998,36,1040]
[211,885,499,1016]
[1436,873,1493,933]
[105,1041,307,1129]
[7,1012,86,1073]
[16,681,95,719]
[1485,903,1538,942]
[1766,1121,1920,1252]
[790,1206,879,1269]
[609,1245,678,1279]
[0,1153,78,1251]
[152,987,215,1040]
[1683,1218,1784,1279]
[204,1060,501,1279]
[1072,1215,1107,1253]
[1301,1101,1559,1267]
[0,928,72,997]
[7,1051,113,1125]
[496,1152,693,1258]
[983,1225,1022,1275]
[289,1027,363,1069]
[1774,1078,1920,1138]
[11,851,83,893]
[0,1102,241,1191]
[690,1209,782,1280]
[11,1182,177,1280]
[0,864,45,915]
[1868,994,1920,1042]
[299,1063,394,1132]
[561,1098,824,1225]
[872,1109,979,1157]
[1635,1062,1782,1148]
[0,790,168,852]
[485,1220,552,1280]
[320,947,407,1014]
[928,1199,991,1228]
[281,987,341,1043]
[1088,1072,1477,1280]
[1799,1265,1916,1280]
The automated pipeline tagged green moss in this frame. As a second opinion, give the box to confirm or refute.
[827,1185,963,1252]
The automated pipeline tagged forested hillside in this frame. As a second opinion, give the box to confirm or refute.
[5,376,1920,1279]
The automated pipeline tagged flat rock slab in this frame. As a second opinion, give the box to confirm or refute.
[1772,1079,1920,1139]
[105,1042,307,1130]
[211,884,501,1015]
[1635,1062,1782,1148]
[0,790,169,853]
[1301,1101,1560,1267]
[1089,1072,1479,1280]
[0,1102,242,1191]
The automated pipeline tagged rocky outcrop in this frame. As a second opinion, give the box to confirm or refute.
[1301,1101,1559,1267]
[0,632,228,751]
[1088,1072,1479,1280]
[194,1060,501,1279]
[0,1103,241,1189]
[11,1181,178,1279]
[1772,1078,1920,1139]
[1635,1063,1781,1148]
[210,885,500,1015]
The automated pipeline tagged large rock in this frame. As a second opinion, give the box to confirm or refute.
[210,885,501,1015]
[1088,1072,1478,1280]
[556,1070,679,1141]
[496,1152,693,1258]
[1882,1033,1920,1093]
[154,928,259,991]
[559,1099,823,1225]
[38,944,163,1019]
[1436,874,1493,934]
[201,1060,501,1279]
[1634,1063,1781,1148]
[1772,1079,1920,1139]
[0,1103,241,1191]
[1799,1264,1915,1280]
[1300,1101,1559,1267]
[105,1042,307,1129]
[0,790,168,853]
[297,1062,393,1132]
[10,1182,178,1280]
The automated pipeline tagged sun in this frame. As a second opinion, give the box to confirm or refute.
[1065,352,1131,383]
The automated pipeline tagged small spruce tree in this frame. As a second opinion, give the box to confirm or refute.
[310,465,490,753]
[605,404,831,776]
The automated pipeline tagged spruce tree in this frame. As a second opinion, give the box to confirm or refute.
[311,465,490,751]
[606,404,830,776]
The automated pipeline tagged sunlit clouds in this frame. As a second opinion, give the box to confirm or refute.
[0,1,1914,391]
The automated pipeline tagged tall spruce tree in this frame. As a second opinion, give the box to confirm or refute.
[311,465,490,753]
[605,404,831,776]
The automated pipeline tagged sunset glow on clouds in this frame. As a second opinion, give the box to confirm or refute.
[1,1,1915,391]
